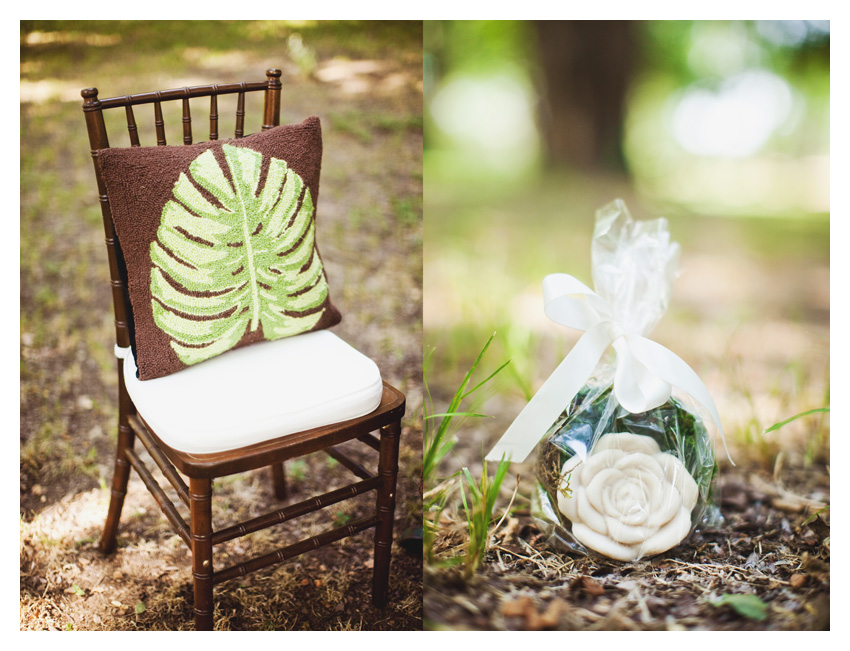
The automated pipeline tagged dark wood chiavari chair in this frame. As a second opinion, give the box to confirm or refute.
[80,69,405,630]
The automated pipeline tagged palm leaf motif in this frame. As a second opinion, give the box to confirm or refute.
[149,143,328,366]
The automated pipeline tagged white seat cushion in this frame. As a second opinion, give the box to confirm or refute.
[123,330,383,454]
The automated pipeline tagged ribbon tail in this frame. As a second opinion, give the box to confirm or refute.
[612,337,673,413]
[485,323,612,464]
[628,336,734,465]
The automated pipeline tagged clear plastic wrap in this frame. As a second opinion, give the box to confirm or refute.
[529,200,720,561]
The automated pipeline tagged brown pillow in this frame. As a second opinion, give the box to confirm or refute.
[98,118,341,380]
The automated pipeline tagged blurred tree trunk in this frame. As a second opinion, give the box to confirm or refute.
[534,20,637,172]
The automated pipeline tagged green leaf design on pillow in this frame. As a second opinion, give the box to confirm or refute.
[149,144,328,366]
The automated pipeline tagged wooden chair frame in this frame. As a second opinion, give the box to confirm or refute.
[81,69,405,630]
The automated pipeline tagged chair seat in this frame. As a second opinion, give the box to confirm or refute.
[123,330,384,455]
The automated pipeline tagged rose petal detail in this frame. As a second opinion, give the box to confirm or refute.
[641,506,692,557]
[571,523,639,562]
[656,452,699,510]
[557,432,699,560]
[593,432,661,456]
[586,467,624,514]
[576,484,608,534]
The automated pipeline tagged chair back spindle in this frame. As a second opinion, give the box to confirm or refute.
[182,96,192,145]
[209,93,219,141]
[124,101,140,147]
[154,96,167,145]
[235,89,246,138]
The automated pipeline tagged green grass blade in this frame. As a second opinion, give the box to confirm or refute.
[763,407,830,434]
[425,411,492,420]
[461,358,512,399]
[423,333,508,485]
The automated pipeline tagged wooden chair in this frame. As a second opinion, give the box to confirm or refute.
[80,69,406,630]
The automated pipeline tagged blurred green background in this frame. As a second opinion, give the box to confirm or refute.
[423,20,829,470]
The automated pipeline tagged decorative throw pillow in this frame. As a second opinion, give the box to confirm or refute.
[98,117,341,380]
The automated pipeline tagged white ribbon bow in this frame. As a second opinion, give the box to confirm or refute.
[486,273,730,464]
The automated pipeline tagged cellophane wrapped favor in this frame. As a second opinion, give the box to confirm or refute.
[531,201,720,562]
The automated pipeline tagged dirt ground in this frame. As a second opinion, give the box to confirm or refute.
[425,464,829,631]
[20,21,423,631]
[423,382,830,631]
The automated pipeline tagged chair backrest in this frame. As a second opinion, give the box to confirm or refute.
[81,69,283,351]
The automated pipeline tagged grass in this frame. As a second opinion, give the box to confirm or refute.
[329,110,423,144]
[458,458,512,577]
[21,20,422,81]
[423,333,509,486]
[763,407,831,435]
[423,334,514,571]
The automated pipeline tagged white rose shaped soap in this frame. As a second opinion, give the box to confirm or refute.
[557,433,699,561]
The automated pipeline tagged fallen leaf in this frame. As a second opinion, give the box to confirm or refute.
[712,594,768,621]
[772,498,804,513]
[805,515,830,542]
[801,552,830,578]
[790,573,806,589]
[570,575,605,597]
[502,595,536,629]
[804,594,829,629]
[501,595,534,618]
[538,598,566,628]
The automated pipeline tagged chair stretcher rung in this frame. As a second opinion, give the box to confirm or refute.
[212,475,381,545]
[325,446,373,480]
[129,414,190,507]
[125,448,191,547]
[213,514,380,585]
[358,433,381,452]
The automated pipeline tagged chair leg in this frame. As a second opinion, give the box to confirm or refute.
[189,477,214,631]
[100,367,135,554]
[372,420,401,607]
[271,462,288,500]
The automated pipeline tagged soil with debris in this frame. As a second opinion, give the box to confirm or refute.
[21,439,424,631]
[425,465,829,631]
